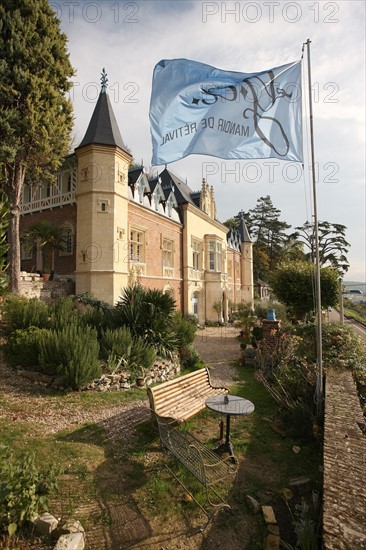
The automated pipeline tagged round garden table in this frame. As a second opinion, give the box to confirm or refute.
[205,394,254,462]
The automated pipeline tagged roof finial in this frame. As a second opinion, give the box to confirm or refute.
[101,68,108,93]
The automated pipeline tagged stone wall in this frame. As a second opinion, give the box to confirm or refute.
[323,370,366,549]
[19,272,75,302]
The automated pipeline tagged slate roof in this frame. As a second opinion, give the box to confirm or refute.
[238,213,252,243]
[77,91,129,152]
[159,168,196,204]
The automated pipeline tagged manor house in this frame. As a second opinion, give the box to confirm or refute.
[19,83,253,323]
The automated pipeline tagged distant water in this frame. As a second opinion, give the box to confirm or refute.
[343,282,366,293]
[343,281,366,303]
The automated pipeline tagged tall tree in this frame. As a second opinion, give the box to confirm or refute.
[0,0,74,293]
[270,260,339,319]
[0,192,9,293]
[243,196,291,280]
[291,221,350,274]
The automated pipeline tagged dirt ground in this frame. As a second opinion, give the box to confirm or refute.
[0,326,294,549]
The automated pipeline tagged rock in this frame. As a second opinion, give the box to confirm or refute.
[35,513,58,535]
[54,520,85,537]
[265,533,281,549]
[261,505,277,525]
[269,421,287,438]
[245,495,261,514]
[267,524,280,535]
[54,532,85,549]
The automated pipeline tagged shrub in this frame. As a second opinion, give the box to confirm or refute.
[1,296,49,332]
[172,312,197,351]
[114,286,178,357]
[254,300,288,323]
[128,336,156,375]
[180,344,203,371]
[100,326,133,360]
[49,297,79,330]
[38,324,101,389]
[3,327,47,367]
[0,445,60,537]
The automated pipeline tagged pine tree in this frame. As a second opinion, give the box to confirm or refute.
[0,0,74,293]
[291,221,350,274]
[242,196,291,280]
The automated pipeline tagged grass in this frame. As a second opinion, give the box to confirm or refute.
[0,361,322,548]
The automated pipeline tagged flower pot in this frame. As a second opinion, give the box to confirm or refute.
[42,273,50,281]
[136,376,145,387]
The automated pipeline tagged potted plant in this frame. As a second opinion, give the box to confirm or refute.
[133,365,146,387]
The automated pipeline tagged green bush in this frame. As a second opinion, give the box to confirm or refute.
[180,344,203,371]
[254,300,288,323]
[100,326,133,360]
[38,324,101,389]
[3,327,47,367]
[172,312,197,351]
[0,445,59,537]
[128,336,157,376]
[114,286,178,357]
[1,296,49,332]
[49,297,79,330]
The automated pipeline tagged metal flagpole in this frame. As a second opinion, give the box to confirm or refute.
[305,38,323,407]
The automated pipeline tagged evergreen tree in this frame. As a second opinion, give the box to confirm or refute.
[291,221,350,274]
[240,196,291,281]
[0,0,74,293]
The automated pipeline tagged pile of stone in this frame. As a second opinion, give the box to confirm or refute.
[85,357,181,392]
[34,513,85,549]
[16,357,181,392]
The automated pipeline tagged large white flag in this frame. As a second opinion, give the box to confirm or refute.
[150,58,302,165]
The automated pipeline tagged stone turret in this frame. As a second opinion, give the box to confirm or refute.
[74,70,132,304]
[238,211,254,307]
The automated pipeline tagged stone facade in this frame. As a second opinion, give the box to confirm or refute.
[19,84,254,322]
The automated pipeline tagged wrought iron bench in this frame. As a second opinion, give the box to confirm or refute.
[147,367,228,422]
[155,413,238,517]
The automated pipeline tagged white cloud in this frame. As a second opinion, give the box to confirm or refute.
[57,0,365,282]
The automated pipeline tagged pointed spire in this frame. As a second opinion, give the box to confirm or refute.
[77,70,128,152]
[238,210,252,243]
[100,68,108,93]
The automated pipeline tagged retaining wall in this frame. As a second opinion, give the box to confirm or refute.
[323,370,366,549]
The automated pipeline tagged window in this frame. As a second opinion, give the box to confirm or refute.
[216,242,222,272]
[21,241,33,260]
[209,241,215,270]
[192,241,201,271]
[130,228,145,263]
[97,199,109,213]
[59,226,74,256]
[208,240,222,272]
[163,238,174,268]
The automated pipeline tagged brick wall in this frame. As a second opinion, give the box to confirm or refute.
[129,203,183,310]
[20,204,77,276]
[323,369,366,549]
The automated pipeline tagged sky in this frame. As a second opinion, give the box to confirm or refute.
[54,0,365,282]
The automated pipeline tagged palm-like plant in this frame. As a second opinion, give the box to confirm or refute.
[114,285,178,357]
[22,220,68,274]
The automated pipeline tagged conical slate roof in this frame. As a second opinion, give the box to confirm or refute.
[77,91,128,151]
[238,212,252,243]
